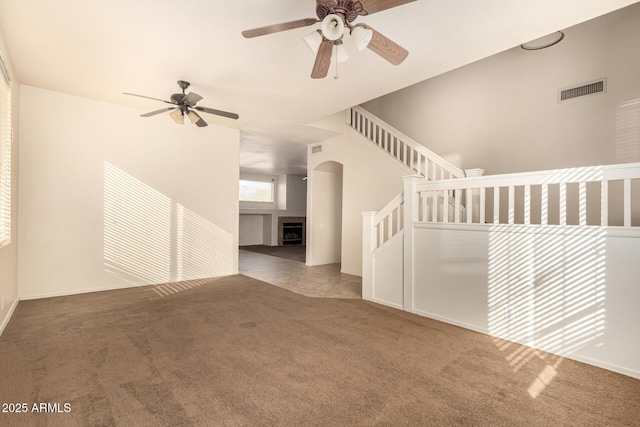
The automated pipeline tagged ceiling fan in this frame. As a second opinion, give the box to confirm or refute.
[123,80,239,127]
[242,0,415,79]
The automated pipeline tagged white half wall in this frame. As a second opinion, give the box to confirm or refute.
[18,86,240,299]
[371,232,404,310]
[411,224,640,379]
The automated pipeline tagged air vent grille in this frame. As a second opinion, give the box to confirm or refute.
[559,79,606,102]
[311,145,322,154]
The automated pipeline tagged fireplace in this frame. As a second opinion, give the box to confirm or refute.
[277,216,306,246]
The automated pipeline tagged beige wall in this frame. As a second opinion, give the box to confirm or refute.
[307,161,343,266]
[307,125,411,276]
[362,3,640,175]
[0,28,20,334]
[18,86,240,299]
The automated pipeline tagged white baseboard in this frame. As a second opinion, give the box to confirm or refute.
[412,308,488,335]
[19,282,145,301]
[18,273,236,301]
[410,308,640,381]
[371,297,404,311]
[0,297,19,337]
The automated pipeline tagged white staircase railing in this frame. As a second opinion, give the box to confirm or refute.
[412,163,640,227]
[351,105,468,253]
[365,193,404,252]
[349,106,465,180]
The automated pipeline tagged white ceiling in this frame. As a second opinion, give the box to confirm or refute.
[1,0,638,175]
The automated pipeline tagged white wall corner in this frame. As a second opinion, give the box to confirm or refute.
[361,211,377,301]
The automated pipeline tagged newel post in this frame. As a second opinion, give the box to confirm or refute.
[403,175,421,312]
[362,211,377,301]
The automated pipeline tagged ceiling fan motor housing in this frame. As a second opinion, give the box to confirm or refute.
[170,93,186,104]
[316,0,362,23]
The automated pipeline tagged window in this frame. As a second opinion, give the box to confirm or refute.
[239,180,274,203]
[0,53,11,247]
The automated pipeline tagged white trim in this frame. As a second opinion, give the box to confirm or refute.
[19,282,146,301]
[415,162,640,192]
[562,354,640,380]
[372,228,404,256]
[413,308,488,335]
[0,297,19,337]
[369,297,404,311]
[413,222,640,238]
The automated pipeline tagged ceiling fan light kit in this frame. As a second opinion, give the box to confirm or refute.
[242,0,415,79]
[169,108,184,124]
[350,24,373,51]
[123,80,239,127]
[321,14,345,41]
[304,30,324,54]
[187,111,200,125]
[334,41,349,63]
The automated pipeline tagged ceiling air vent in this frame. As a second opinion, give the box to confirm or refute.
[559,78,606,102]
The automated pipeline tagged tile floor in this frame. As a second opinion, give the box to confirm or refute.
[239,249,362,299]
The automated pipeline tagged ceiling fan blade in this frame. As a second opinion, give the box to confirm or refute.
[363,25,408,65]
[123,92,172,104]
[140,107,176,117]
[188,110,208,127]
[194,106,239,120]
[311,39,333,79]
[360,0,417,14]
[242,18,319,38]
[183,92,203,107]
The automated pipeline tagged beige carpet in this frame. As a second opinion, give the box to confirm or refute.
[0,275,638,426]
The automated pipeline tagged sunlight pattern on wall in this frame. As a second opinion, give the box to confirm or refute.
[176,204,235,280]
[487,226,606,393]
[616,98,640,163]
[104,163,236,289]
[104,162,172,284]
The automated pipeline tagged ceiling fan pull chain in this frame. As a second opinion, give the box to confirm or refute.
[334,44,339,79]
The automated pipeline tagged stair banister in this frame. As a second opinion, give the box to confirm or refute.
[349,106,465,181]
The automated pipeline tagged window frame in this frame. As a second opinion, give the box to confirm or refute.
[239,179,275,204]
